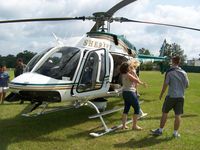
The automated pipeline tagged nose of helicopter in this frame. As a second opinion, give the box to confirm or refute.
[7,72,63,103]
[11,72,61,85]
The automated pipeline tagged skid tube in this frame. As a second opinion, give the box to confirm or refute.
[86,101,131,137]
[86,100,147,137]
[21,102,74,117]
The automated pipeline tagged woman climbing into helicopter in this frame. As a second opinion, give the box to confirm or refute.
[129,59,148,117]
[120,60,147,130]
[129,59,141,96]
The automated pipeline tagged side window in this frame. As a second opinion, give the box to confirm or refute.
[99,53,105,82]
[77,50,106,92]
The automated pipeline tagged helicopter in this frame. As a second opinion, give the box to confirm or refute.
[1,0,200,137]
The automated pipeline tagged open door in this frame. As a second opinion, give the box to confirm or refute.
[72,48,110,98]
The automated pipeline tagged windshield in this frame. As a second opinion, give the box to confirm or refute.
[35,47,81,80]
[25,47,52,72]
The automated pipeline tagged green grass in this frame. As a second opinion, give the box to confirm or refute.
[0,71,200,150]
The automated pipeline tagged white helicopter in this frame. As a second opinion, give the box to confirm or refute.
[2,0,200,137]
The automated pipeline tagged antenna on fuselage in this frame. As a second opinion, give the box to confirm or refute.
[52,32,63,45]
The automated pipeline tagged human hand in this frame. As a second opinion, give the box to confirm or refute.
[142,82,148,88]
[159,94,162,100]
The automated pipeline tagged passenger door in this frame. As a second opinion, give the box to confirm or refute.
[72,48,110,98]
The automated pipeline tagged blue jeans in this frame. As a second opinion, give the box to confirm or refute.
[122,91,140,114]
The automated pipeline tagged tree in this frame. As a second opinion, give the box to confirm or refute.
[160,39,187,65]
[16,50,37,64]
[0,50,37,68]
[7,55,16,68]
[0,54,16,68]
[138,48,151,55]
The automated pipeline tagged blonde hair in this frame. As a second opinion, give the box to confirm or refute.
[128,59,140,69]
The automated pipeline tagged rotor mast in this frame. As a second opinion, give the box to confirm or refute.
[92,12,112,32]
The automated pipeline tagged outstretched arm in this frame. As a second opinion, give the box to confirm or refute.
[127,73,146,87]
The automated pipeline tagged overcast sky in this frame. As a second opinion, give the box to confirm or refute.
[0,0,200,59]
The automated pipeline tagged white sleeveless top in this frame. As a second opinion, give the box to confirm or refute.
[122,74,136,92]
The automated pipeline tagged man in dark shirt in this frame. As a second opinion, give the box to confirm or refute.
[14,58,26,104]
[14,58,26,77]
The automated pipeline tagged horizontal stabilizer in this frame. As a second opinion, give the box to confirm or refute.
[138,54,166,61]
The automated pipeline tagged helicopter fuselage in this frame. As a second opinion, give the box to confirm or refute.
[7,32,136,105]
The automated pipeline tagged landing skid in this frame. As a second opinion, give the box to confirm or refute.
[87,101,147,137]
[21,100,147,137]
[89,119,132,137]
[21,102,74,117]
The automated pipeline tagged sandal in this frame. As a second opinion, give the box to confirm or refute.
[132,126,143,131]
[121,126,129,130]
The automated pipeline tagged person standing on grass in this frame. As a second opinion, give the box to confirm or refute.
[14,58,26,104]
[151,56,189,138]
[0,65,10,104]
[14,58,26,77]
[129,59,147,118]
[120,62,147,130]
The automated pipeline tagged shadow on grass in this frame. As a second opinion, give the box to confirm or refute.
[66,123,132,140]
[114,135,173,149]
[139,98,158,103]
[0,98,125,150]
[142,114,199,121]
[0,105,95,150]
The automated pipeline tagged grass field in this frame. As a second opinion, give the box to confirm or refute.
[0,71,199,150]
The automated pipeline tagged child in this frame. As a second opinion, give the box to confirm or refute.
[0,65,10,104]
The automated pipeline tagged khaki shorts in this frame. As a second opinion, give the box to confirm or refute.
[0,87,9,93]
[162,96,184,115]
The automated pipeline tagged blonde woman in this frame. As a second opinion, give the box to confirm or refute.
[129,59,148,117]
[128,59,140,87]
[120,62,146,130]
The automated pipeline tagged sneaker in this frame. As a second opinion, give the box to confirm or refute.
[173,133,180,138]
[150,128,162,136]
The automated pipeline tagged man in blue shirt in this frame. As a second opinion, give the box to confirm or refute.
[151,56,189,138]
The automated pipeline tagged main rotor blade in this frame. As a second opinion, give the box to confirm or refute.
[107,0,137,16]
[90,0,137,32]
[0,17,86,24]
[119,18,200,31]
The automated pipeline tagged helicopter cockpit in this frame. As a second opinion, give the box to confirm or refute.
[25,47,52,72]
[27,47,81,80]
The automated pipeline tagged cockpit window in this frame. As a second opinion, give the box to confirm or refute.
[35,47,81,80]
[25,47,52,72]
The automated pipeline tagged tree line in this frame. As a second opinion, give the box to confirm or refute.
[0,50,36,68]
[138,39,187,71]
